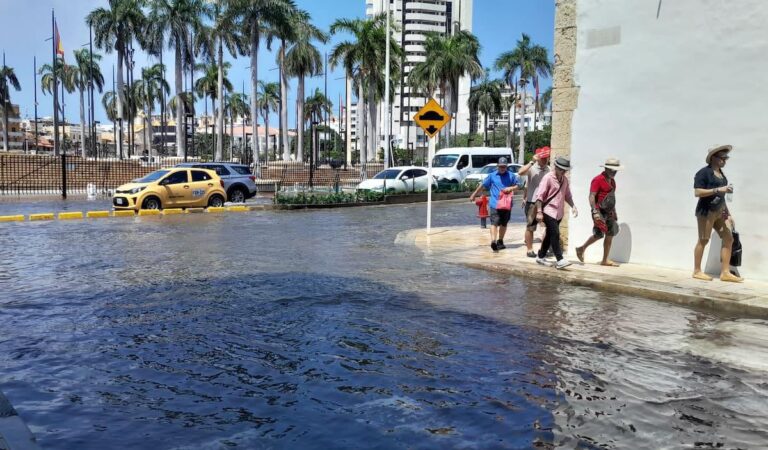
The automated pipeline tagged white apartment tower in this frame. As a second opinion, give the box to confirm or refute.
[366,0,473,151]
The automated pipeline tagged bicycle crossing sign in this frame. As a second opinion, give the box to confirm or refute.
[413,98,451,138]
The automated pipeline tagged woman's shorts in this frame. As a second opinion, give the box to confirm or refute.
[697,209,732,243]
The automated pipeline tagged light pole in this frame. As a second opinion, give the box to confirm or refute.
[383,0,391,169]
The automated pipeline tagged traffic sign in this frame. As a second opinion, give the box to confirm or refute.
[413,98,451,138]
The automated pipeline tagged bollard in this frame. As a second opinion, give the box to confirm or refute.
[58,212,84,220]
[87,211,110,218]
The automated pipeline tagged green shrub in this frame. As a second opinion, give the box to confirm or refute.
[274,190,385,205]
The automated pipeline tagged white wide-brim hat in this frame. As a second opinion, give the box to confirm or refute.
[706,145,732,165]
[600,158,624,170]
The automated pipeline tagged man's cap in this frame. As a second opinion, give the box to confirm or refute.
[535,146,551,159]
[497,157,509,166]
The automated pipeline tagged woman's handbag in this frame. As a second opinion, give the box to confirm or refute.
[496,191,513,211]
[730,228,742,267]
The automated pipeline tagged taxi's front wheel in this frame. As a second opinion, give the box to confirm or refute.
[208,194,225,208]
[142,196,162,210]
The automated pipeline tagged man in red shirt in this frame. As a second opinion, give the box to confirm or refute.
[575,158,623,266]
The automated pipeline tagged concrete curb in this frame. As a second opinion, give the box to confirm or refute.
[397,225,768,318]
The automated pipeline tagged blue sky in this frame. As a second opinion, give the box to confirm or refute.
[0,0,554,126]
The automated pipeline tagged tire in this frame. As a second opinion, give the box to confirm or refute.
[142,196,162,210]
[208,194,225,208]
[228,186,247,203]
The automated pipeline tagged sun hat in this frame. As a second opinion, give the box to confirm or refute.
[600,158,624,171]
[535,146,551,159]
[554,157,571,171]
[706,145,732,165]
[497,157,509,166]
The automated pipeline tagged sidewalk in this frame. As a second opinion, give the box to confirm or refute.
[396,223,768,318]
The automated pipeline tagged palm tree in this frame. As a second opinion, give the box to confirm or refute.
[210,0,245,161]
[330,14,402,164]
[147,0,207,157]
[468,74,502,147]
[134,64,170,157]
[87,0,145,159]
[495,33,552,164]
[70,49,105,157]
[538,85,553,128]
[40,62,76,153]
[412,30,483,146]
[303,87,332,163]
[226,91,248,159]
[285,10,328,162]
[256,80,279,159]
[235,0,296,167]
[0,63,21,152]
[195,62,232,149]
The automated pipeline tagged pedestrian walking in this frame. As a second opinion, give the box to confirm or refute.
[692,145,742,282]
[575,158,623,266]
[470,157,522,252]
[518,146,551,257]
[475,194,489,229]
[535,157,578,269]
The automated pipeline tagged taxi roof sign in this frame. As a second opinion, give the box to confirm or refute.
[413,98,451,138]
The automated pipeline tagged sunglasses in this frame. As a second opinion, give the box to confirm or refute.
[715,155,730,161]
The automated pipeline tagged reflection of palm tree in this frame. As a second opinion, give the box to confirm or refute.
[495,33,551,163]
[133,64,170,156]
[256,81,279,160]
[235,0,296,167]
[146,0,207,157]
[71,49,105,157]
[0,63,21,152]
[468,73,502,146]
[304,88,332,162]
[87,0,145,159]
[285,10,327,162]
[412,30,483,146]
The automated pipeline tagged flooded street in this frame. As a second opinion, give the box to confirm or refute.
[1,200,767,449]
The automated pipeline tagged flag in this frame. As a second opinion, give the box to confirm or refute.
[55,21,65,59]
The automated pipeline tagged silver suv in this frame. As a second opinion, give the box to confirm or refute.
[175,162,257,203]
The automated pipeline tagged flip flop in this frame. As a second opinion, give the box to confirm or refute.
[575,247,585,263]
[692,272,713,281]
[600,260,619,267]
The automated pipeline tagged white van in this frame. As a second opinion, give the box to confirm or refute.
[430,147,514,183]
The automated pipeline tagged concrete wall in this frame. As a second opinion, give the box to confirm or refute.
[560,0,768,280]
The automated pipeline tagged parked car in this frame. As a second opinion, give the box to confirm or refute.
[430,147,514,184]
[175,162,257,203]
[464,163,525,187]
[112,168,227,210]
[357,166,438,193]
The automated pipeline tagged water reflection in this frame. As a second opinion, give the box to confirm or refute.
[0,201,766,449]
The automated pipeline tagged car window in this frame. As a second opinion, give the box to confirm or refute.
[413,169,427,177]
[137,170,169,183]
[373,169,400,180]
[204,165,230,176]
[162,170,188,185]
[432,154,458,168]
[231,166,252,175]
[472,155,509,168]
[481,165,497,174]
[400,170,414,179]
[191,170,213,182]
[457,155,469,168]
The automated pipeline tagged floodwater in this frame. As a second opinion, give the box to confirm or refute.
[1,200,767,449]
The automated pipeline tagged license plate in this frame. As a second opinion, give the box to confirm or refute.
[115,198,125,205]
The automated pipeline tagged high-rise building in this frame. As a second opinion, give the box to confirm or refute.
[366,0,473,151]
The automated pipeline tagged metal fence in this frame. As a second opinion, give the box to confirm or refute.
[0,149,386,197]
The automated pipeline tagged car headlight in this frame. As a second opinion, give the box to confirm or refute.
[129,187,146,194]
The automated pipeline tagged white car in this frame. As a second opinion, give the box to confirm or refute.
[464,163,525,186]
[357,166,438,193]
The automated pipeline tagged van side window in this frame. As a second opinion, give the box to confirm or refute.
[472,155,508,168]
[458,155,469,169]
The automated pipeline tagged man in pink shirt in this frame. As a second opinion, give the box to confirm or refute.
[535,157,578,269]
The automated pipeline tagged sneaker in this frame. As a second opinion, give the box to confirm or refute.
[497,240,506,250]
[491,241,498,252]
[556,259,572,270]
[536,257,550,266]
[526,251,537,258]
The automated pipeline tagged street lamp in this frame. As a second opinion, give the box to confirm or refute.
[184,112,193,162]
[310,119,319,188]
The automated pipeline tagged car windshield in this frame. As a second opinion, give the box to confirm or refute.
[481,165,497,174]
[136,170,170,183]
[432,155,458,168]
[373,169,401,180]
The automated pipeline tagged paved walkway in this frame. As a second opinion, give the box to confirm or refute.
[396,223,768,318]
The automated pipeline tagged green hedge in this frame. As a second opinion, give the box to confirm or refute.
[275,190,385,205]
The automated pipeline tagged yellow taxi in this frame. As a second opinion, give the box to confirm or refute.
[112,167,227,210]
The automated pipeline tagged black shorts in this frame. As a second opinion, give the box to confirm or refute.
[489,207,511,226]
[524,202,538,231]
[593,210,619,238]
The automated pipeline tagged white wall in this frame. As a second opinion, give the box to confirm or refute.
[567,0,768,280]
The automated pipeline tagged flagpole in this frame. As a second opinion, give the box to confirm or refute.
[89,23,96,158]
[34,56,38,153]
[384,0,391,169]
[52,10,66,198]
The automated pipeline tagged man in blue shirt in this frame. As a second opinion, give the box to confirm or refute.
[470,157,522,252]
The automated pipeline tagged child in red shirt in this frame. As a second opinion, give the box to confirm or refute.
[475,194,489,228]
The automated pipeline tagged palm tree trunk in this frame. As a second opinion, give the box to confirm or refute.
[280,41,290,161]
[518,85,526,164]
[174,45,184,158]
[296,74,305,163]
[216,38,224,161]
[483,112,488,146]
[229,108,234,160]
[79,88,87,157]
[116,48,126,158]
[3,103,9,152]
[249,22,260,169]
[146,104,154,157]
[357,83,366,166]
[264,107,271,160]
[367,86,376,162]
[211,97,216,157]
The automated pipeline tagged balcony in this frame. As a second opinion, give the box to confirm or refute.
[405,12,445,23]
[404,22,445,33]
[406,2,445,13]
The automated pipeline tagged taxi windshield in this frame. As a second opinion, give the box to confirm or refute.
[136,170,170,183]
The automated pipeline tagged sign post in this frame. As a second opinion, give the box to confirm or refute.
[413,98,451,235]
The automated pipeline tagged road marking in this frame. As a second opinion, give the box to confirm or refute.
[86,211,110,218]
[0,215,25,222]
[29,213,55,221]
[112,210,135,217]
[162,208,185,215]
[207,207,226,213]
[138,209,161,216]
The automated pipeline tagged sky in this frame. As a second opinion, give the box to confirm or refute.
[0,0,554,127]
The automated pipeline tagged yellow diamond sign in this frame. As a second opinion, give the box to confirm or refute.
[413,98,451,138]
